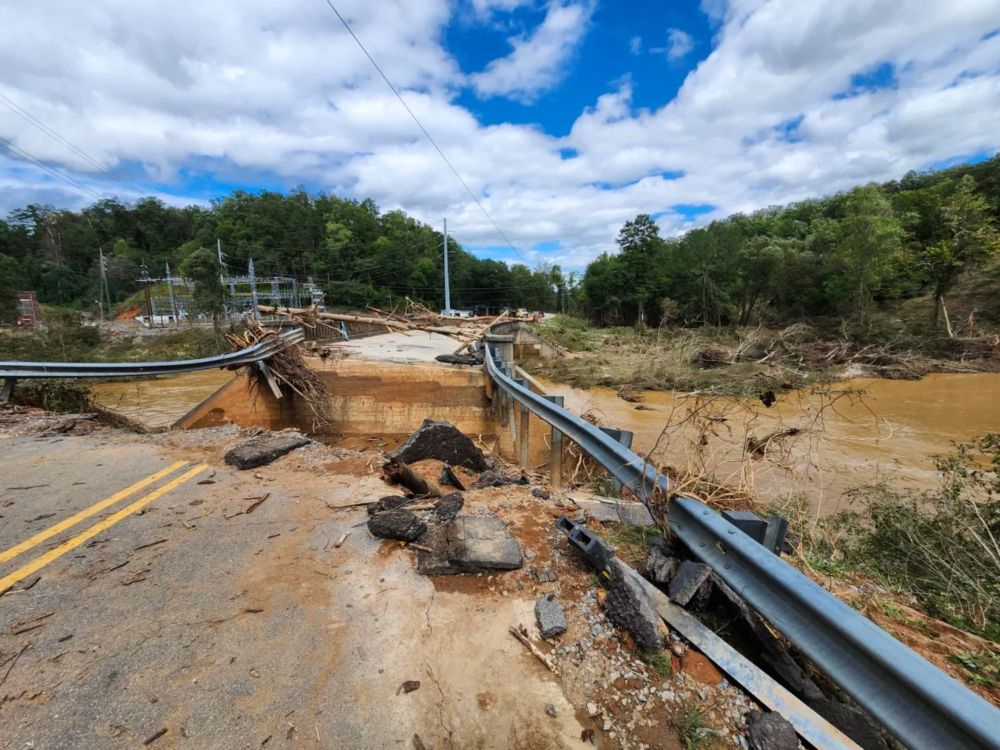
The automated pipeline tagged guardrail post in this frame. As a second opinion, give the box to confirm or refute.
[514,378,529,468]
[1,377,16,404]
[543,395,564,487]
[599,427,633,497]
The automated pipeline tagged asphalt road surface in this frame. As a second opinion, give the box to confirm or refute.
[0,428,586,749]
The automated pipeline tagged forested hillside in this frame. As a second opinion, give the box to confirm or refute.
[580,155,1000,337]
[0,189,567,320]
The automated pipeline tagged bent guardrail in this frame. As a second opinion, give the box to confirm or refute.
[0,328,304,380]
[484,343,1000,750]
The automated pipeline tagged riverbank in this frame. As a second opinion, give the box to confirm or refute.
[529,316,1000,397]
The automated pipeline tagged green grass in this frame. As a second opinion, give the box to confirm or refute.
[601,523,663,567]
[640,650,673,680]
[678,707,715,750]
[948,650,1000,688]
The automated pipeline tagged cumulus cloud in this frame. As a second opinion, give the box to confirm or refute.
[468,1,595,103]
[1,0,999,271]
[629,35,643,55]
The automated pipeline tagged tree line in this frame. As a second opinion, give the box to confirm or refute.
[579,155,1000,337]
[0,188,569,321]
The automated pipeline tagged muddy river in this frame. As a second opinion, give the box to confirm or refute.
[91,369,234,430]
[540,373,1000,515]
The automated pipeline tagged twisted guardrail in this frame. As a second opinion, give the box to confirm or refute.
[0,328,304,380]
[484,342,1000,750]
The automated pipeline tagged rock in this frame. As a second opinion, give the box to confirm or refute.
[432,493,464,522]
[604,558,664,651]
[438,464,467,491]
[367,509,427,542]
[368,495,411,516]
[223,433,310,469]
[472,468,528,489]
[434,353,482,366]
[586,702,601,717]
[391,419,489,471]
[531,487,551,500]
[645,542,677,585]
[535,594,568,638]
[570,495,655,526]
[447,514,522,571]
[668,561,713,607]
[544,704,557,718]
[536,569,557,583]
[746,711,797,750]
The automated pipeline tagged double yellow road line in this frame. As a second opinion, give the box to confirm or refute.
[0,461,208,593]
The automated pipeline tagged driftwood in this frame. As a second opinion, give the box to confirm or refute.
[509,625,558,673]
[746,427,802,458]
[382,457,440,497]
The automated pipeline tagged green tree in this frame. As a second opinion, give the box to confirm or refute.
[179,248,227,324]
[0,254,20,322]
[923,176,1000,336]
[828,185,903,325]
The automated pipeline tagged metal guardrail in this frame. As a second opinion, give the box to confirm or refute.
[0,328,304,379]
[484,343,1000,750]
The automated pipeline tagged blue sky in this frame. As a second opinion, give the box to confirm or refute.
[1,0,999,270]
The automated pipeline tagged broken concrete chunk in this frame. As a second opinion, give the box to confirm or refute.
[434,353,482,366]
[668,560,713,607]
[223,433,310,470]
[570,496,654,526]
[447,514,522,571]
[367,509,427,542]
[535,594,568,638]
[432,493,464,522]
[604,558,664,652]
[645,542,677,586]
[391,419,489,471]
[747,711,798,750]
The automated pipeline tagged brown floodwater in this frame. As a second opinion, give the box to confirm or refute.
[91,365,999,516]
[91,370,235,430]
[539,373,1000,515]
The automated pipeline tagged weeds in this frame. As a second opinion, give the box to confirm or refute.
[13,380,92,412]
[601,522,662,567]
[677,707,715,750]
[948,650,1000,687]
[807,435,1000,640]
[640,651,673,680]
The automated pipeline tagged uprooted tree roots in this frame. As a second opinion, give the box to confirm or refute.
[226,320,333,431]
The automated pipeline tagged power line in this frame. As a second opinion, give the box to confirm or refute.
[320,0,532,267]
[0,92,145,195]
[1,138,106,201]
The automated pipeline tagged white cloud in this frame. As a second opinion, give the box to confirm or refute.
[663,28,695,60]
[468,1,595,103]
[629,35,642,55]
[1,0,999,273]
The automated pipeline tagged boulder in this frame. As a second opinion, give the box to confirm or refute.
[391,419,489,471]
[223,433,310,470]
[604,558,664,651]
[747,711,798,750]
[535,594,568,638]
[367,509,427,542]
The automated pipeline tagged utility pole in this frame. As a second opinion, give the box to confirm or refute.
[139,261,154,327]
[166,262,179,326]
[99,247,112,319]
[443,217,451,314]
[248,257,259,319]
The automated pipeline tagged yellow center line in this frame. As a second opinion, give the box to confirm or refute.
[0,464,208,593]
[0,460,190,566]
